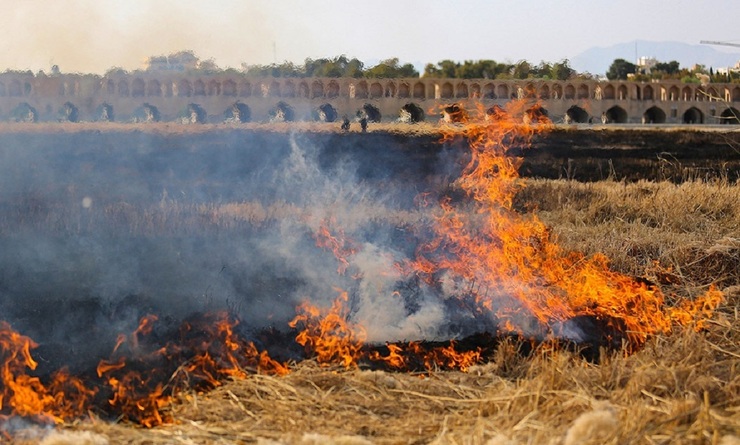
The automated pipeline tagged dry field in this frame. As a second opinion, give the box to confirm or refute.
[20,177,739,445]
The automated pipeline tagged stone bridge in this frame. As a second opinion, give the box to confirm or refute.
[0,72,738,125]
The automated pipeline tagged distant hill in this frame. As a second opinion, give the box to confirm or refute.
[570,40,740,76]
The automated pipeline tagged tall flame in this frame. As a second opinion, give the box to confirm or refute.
[413,101,723,349]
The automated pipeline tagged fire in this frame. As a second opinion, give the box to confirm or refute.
[0,322,94,424]
[315,217,358,275]
[413,101,723,349]
[290,291,366,368]
[0,99,726,433]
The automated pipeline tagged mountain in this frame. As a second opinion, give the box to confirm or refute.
[570,40,740,76]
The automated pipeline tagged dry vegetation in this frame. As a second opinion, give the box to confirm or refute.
[16,178,738,445]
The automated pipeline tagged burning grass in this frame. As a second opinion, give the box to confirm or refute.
[1,108,739,443]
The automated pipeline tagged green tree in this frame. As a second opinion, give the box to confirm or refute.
[550,59,575,80]
[365,58,418,78]
[606,58,637,80]
[654,60,680,75]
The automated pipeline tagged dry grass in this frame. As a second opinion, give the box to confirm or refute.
[8,178,736,444]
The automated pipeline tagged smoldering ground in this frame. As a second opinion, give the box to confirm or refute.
[0,128,477,374]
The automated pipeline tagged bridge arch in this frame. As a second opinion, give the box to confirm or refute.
[269,81,281,97]
[694,87,706,101]
[564,85,576,100]
[643,106,665,123]
[642,85,654,101]
[314,103,337,122]
[185,103,207,123]
[605,106,628,123]
[483,83,495,99]
[384,82,396,98]
[207,80,221,96]
[413,82,425,99]
[9,80,22,97]
[720,107,740,124]
[283,81,295,98]
[496,84,509,99]
[456,82,468,99]
[706,87,719,101]
[470,83,480,98]
[733,86,740,102]
[524,83,536,99]
[224,102,250,123]
[194,80,206,96]
[354,81,368,99]
[327,80,340,98]
[566,105,588,123]
[96,103,114,122]
[312,80,324,99]
[298,81,309,98]
[132,78,145,97]
[440,82,453,99]
[59,102,79,122]
[105,79,115,95]
[361,103,381,122]
[0,82,5,96]
[134,103,160,122]
[147,79,161,96]
[369,82,383,99]
[270,101,294,122]
[668,85,679,101]
[398,82,410,98]
[551,84,563,99]
[577,84,589,99]
[239,81,252,97]
[683,107,703,124]
[12,102,37,122]
[117,79,129,97]
[617,85,628,100]
[223,79,237,96]
[539,84,550,100]
[603,84,615,100]
[400,103,424,123]
[177,79,192,97]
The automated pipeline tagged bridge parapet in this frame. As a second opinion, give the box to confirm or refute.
[0,73,738,124]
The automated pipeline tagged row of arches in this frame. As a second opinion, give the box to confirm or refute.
[4,101,427,124]
[0,80,33,97]
[94,77,740,103]
[6,99,738,125]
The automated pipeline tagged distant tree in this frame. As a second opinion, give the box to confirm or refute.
[606,58,637,80]
[423,63,441,77]
[104,67,128,76]
[549,59,576,80]
[197,58,220,73]
[512,60,531,79]
[653,60,680,75]
[305,55,364,77]
[365,58,418,78]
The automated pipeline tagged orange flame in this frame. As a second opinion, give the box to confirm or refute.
[289,291,366,368]
[315,217,358,275]
[414,100,722,350]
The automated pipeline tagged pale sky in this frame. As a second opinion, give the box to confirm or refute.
[2,0,739,74]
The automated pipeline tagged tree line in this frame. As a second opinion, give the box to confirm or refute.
[607,58,739,83]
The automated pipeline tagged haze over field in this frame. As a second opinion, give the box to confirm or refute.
[2,0,740,76]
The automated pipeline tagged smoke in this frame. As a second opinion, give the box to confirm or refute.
[0,0,274,73]
[0,129,465,372]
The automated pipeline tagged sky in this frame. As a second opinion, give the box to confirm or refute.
[2,0,740,75]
